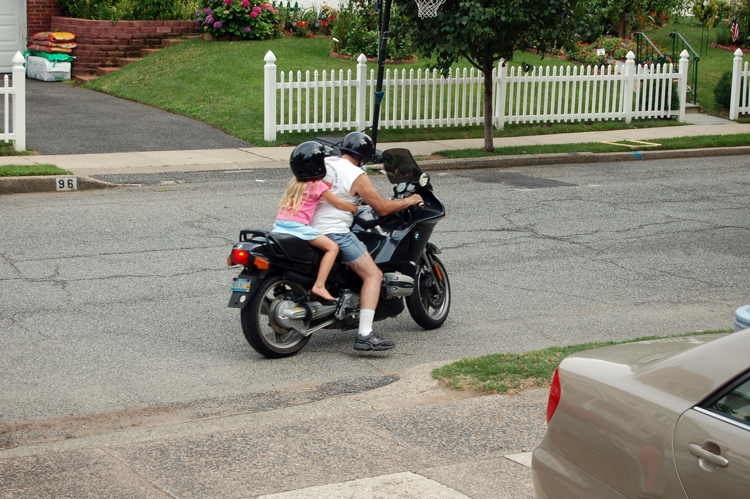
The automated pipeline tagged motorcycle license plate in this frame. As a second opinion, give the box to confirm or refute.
[232,277,252,292]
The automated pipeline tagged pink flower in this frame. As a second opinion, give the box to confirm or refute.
[241,0,250,6]
[223,0,233,4]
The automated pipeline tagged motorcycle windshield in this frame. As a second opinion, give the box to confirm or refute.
[382,148,423,184]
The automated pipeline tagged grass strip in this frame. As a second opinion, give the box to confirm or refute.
[0,142,32,156]
[432,329,733,394]
[0,164,72,177]
[432,133,750,159]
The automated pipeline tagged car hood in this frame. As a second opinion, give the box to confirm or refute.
[567,329,750,408]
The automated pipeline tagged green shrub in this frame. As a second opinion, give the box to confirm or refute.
[330,0,414,60]
[714,70,733,108]
[196,0,281,40]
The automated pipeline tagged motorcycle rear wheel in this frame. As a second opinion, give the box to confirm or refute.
[241,275,311,358]
[406,255,451,329]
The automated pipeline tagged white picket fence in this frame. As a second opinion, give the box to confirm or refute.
[263,50,690,141]
[730,48,750,119]
[1,52,26,152]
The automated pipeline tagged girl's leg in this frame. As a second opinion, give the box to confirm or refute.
[308,235,339,301]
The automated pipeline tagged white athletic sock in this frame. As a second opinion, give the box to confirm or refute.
[358,309,375,337]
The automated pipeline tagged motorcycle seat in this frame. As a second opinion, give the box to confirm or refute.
[268,233,322,263]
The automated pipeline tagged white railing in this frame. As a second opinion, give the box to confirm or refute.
[1,52,26,152]
[263,50,689,141]
[730,49,750,119]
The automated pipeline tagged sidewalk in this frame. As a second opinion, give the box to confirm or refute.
[0,362,546,498]
[2,119,750,181]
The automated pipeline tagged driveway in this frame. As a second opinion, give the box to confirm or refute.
[21,79,252,155]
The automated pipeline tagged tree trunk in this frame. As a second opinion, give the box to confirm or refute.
[483,67,494,152]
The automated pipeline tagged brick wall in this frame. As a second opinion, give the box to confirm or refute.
[50,17,201,76]
[27,0,64,39]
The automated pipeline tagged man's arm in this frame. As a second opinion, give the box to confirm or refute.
[350,174,423,216]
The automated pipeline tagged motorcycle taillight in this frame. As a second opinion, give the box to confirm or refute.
[231,249,250,266]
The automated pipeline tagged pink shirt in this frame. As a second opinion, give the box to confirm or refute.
[276,181,330,225]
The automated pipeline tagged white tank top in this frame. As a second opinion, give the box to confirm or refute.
[310,156,365,234]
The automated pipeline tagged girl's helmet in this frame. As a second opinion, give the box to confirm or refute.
[339,132,374,165]
[290,141,327,181]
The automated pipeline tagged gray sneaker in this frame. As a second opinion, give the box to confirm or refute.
[354,333,395,351]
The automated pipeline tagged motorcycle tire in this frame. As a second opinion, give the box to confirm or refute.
[406,255,451,329]
[241,274,311,358]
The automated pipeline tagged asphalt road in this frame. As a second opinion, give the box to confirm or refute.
[18,79,252,155]
[1,156,749,430]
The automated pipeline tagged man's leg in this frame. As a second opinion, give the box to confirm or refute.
[348,253,394,351]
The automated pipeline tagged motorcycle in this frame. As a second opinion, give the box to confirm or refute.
[226,147,450,358]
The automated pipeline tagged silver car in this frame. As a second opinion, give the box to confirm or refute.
[532,329,750,499]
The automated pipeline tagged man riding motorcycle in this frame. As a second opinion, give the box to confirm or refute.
[307,132,423,351]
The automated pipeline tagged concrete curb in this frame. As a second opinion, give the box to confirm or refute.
[2,146,750,194]
[0,175,113,195]
[417,145,750,171]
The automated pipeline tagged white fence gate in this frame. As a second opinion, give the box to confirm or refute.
[730,48,750,119]
[1,52,26,152]
[264,50,689,142]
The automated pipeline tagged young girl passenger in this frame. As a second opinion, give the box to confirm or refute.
[272,141,357,302]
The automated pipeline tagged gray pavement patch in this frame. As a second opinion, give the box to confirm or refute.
[455,171,577,188]
[20,80,253,155]
[0,376,397,449]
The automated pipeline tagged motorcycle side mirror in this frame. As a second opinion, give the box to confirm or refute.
[419,172,430,187]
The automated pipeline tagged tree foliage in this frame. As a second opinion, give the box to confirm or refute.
[396,0,580,150]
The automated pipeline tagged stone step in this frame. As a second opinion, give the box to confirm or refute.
[684,102,702,114]
[140,48,161,57]
[96,66,120,76]
[162,38,184,48]
[74,74,98,84]
[119,58,141,67]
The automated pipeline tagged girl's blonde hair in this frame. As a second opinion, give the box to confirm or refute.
[278,178,319,216]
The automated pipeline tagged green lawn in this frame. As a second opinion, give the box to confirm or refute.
[83,37,690,146]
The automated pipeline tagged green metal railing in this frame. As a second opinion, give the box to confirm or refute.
[670,32,700,104]
[633,32,671,67]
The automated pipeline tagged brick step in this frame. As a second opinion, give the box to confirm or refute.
[96,66,120,76]
[119,57,141,67]
[74,74,98,83]
[140,48,161,57]
[162,38,185,48]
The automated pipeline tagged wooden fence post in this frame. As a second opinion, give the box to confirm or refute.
[494,60,507,130]
[730,48,744,120]
[12,52,26,152]
[623,51,635,124]
[678,50,689,122]
[356,54,367,131]
[264,51,277,142]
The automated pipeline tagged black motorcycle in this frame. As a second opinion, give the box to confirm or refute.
[227,148,450,358]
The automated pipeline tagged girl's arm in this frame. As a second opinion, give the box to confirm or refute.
[321,189,358,213]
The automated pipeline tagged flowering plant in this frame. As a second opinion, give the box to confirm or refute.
[196,0,281,40]
[568,37,637,66]
[294,20,311,37]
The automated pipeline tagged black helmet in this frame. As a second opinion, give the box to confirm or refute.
[339,132,374,164]
[290,141,327,181]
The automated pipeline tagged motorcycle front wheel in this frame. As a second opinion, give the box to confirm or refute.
[406,255,451,329]
[241,275,311,358]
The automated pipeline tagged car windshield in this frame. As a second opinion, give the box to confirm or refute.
[382,148,423,184]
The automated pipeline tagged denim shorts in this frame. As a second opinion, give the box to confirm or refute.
[326,232,368,264]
